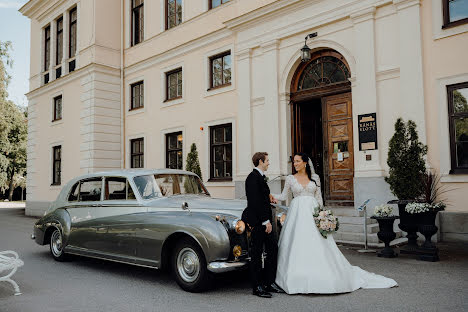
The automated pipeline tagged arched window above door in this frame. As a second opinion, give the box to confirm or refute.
[296,52,350,91]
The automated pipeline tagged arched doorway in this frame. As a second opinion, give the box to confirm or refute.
[290,49,353,206]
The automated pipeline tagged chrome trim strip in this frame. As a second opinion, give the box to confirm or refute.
[207,260,248,273]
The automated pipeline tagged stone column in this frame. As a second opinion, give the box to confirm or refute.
[260,40,282,194]
[393,0,426,144]
[350,6,384,178]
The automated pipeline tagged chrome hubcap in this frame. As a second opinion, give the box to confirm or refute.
[176,247,200,283]
[51,230,63,257]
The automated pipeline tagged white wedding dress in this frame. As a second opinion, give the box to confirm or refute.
[273,174,398,294]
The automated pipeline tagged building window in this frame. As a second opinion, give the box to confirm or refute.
[443,0,468,28]
[166,0,182,29]
[44,25,50,71]
[130,81,144,110]
[56,17,63,66]
[448,82,468,173]
[210,0,230,9]
[210,123,232,180]
[53,95,62,121]
[166,132,183,169]
[131,138,144,168]
[52,145,62,185]
[209,51,231,89]
[69,7,77,59]
[166,68,182,101]
[131,0,144,46]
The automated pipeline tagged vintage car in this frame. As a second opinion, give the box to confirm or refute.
[31,169,287,292]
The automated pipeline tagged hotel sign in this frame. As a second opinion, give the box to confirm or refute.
[358,113,377,151]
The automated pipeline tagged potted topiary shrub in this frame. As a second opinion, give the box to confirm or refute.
[405,171,448,261]
[385,118,427,253]
[371,204,399,258]
[184,143,203,193]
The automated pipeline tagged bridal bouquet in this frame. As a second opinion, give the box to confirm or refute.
[313,209,339,238]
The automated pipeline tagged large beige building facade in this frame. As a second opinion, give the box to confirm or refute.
[20,0,468,242]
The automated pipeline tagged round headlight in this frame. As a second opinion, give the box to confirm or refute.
[235,220,246,234]
[233,245,242,258]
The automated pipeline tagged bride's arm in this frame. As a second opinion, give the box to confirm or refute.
[313,175,324,207]
[271,176,291,202]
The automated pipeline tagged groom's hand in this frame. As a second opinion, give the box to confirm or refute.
[265,222,272,234]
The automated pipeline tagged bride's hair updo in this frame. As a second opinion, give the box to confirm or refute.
[295,152,317,186]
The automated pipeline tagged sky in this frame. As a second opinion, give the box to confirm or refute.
[0,0,30,108]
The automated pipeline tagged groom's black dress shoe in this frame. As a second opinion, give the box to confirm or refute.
[265,283,285,294]
[252,286,272,298]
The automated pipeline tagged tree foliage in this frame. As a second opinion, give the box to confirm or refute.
[0,41,27,199]
[185,143,202,180]
[385,118,427,200]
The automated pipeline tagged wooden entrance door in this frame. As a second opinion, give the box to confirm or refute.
[323,93,354,203]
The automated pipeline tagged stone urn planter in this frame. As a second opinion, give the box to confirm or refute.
[371,216,400,258]
[417,209,442,262]
[388,200,419,254]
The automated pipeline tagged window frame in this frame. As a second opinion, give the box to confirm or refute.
[209,51,232,90]
[442,0,468,29]
[209,0,230,10]
[130,81,144,110]
[44,25,51,72]
[53,95,62,122]
[131,0,144,46]
[52,145,62,185]
[166,131,183,170]
[447,81,468,174]
[69,7,77,59]
[56,16,63,66]
[209,123,232,181]
[165,68,182,101]
[166,0,182,30]
[130,138,144,168]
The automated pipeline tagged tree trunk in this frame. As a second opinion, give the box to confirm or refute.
[8,167,15,201]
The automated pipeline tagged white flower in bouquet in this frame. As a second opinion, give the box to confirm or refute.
[314,209,340,238]
[373,204,394,217]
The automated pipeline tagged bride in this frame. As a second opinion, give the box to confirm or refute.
[271,153,397,294]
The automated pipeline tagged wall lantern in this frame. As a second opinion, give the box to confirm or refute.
[301,32,317,62]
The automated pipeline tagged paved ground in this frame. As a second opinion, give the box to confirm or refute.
[0,206,467,312]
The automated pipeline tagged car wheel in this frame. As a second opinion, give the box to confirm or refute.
[172,238,212,292]
[50,228,67,261]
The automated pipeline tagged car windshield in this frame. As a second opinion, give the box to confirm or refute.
[133,174,209,199]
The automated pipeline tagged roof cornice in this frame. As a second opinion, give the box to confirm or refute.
[19,0,49,18]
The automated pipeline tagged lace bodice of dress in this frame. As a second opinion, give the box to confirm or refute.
[272,175,324,207]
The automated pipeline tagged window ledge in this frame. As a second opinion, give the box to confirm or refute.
[204,83,234,98]
[127,106,146,117]
[204,180,235,187]
[162,97,184,108]
[442,18,468,30]
[51,119,64,126]
[441,174,468,183]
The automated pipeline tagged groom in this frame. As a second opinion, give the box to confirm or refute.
[242,152,284,298]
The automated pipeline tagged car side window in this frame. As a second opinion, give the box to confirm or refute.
[79,178,102,201]
[68,182,80,201]
[104,177,136,200]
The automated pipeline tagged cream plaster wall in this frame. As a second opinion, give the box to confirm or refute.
[421,0,468,213]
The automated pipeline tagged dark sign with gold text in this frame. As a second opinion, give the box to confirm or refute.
[358,113,377,151]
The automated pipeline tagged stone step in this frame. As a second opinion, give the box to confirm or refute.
[337,216,377,225]
[339,223,380,234]
[335,237,408,248]
[326,206,364,217]
[333,231,402,244]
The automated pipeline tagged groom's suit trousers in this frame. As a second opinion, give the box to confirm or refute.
[250,225,278,287]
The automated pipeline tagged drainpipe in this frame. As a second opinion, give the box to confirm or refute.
[120,0,125,169]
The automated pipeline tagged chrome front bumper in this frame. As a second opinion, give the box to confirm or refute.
[207,260,248,273]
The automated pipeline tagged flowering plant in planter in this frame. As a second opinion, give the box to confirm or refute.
[373,204,395,217]
[405,202,446,214]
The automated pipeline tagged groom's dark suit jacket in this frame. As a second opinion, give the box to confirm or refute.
[242,169,272,227]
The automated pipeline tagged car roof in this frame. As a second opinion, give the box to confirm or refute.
[71,169,198,181]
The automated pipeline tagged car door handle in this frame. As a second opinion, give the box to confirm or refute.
[96,227,107,233]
